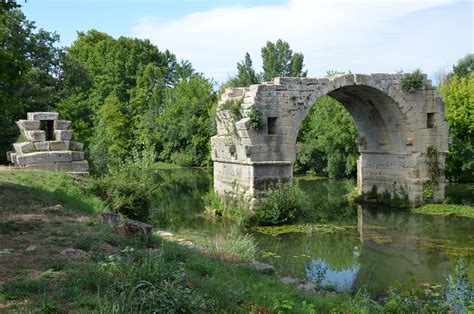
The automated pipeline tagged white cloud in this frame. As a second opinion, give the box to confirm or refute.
[132,0,471,83]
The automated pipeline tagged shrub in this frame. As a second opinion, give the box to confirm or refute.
[401,69,424,92]
[253,181,309,225]
[220,99,243,122]
[248,106,264,131]
[220,225,257,262]
[89,175,149,220]
[88,148,156,220]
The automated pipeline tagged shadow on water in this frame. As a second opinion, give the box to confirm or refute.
[148,169,474,293]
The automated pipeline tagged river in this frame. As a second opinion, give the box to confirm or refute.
[147,168,474,293]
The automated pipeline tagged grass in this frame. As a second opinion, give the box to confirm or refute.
[412,204,474,219]
[2,167,471,313]
[0,167,357,313]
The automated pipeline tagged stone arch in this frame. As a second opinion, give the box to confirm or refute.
[211,74,449,205]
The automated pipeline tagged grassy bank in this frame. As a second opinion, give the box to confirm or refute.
[0,168,351,313]
[1,168,472,313]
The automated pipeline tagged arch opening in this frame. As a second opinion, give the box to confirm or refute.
[293,84,413,197]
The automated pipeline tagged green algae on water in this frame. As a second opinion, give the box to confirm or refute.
[251,224,356,236]
[412,204,474,219]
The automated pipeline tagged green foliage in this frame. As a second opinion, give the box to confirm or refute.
[220,224,257,262]
[253,181,309,225]
[261,39,307,81]
[233,52,259,87]
[155,76,216,166]
[422,181,434,201]
[222,39,307,89]
[425,146,441,184]
[0,8,61,163]
[412,204,474,219]
[220,99,243,123]
[422,146,441,202]
[452,53,474,78]
[401,69,424,92]
[295,96,358,178]
[383,279,450,313]
[248,106,265,131]
[438,67,474,182]
[55,29,216,170]
[88,149,156,220]
[446,259,474,312]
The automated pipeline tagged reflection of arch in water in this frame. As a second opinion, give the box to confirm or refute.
[306,258,360,292]
[212,74,449,205]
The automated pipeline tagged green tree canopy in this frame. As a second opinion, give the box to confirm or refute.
[295,96,358,178]
[223,39,307,89]
[439,55,474,182]
[0,7,61,163]
[261,39,307,81]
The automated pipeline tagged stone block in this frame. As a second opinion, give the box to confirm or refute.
[16,152,51,165]
[69,160,89,172]
[13,142,35,154]
[16,120,40,131]
[24,163,55,171]
[54,130,73,141]
[52,161,86,172]
[10,152,17,164]
[27,112,58,121]
[25,131,46,142]
[71,151,84,161]
[34,141,50,151]
[49,151,73,163]
[6,151,12,162]
[53,120,71,130]
[49,141,70,151]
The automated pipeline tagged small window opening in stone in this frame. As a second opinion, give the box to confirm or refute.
[40,120,55,140]
[427,113,436,128]
[267,117,278,135]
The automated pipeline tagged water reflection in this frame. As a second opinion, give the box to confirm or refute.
[148,169,474,293]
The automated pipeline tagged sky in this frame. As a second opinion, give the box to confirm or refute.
[22,0,473,84]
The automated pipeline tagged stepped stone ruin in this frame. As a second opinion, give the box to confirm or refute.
[211,73,449,205]
[6,112,89,173]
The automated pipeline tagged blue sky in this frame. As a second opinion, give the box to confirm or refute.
[22,0,473,83]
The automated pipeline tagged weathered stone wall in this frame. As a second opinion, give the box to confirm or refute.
[7,112,89,173]
[211,74,449,205]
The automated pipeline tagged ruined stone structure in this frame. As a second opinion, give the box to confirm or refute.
[211,74,449,205]
[7,112,89,173]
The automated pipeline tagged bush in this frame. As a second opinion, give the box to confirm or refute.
[88,149,156,220]
[253,181,309,225]
[248,106,264,131]
[401,69,424,92]
[89,176,149,220]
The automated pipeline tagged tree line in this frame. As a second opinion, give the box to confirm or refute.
[1,2,472,182]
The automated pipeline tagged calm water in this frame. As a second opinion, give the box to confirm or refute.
[148,168,474,293]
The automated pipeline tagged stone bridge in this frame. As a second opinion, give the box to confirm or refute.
[211,73,449,205]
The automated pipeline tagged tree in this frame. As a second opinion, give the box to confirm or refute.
[0,7,61,163]
[236,53,259,86]
[156,76,216,166]
[261,39,307,81]
[438,58,474,182]
[295,96,358,178]
[223,39,307,89]
[452,54,474,78]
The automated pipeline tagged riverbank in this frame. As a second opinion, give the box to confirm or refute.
[0,168,350,312]
[1,167,471,313]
